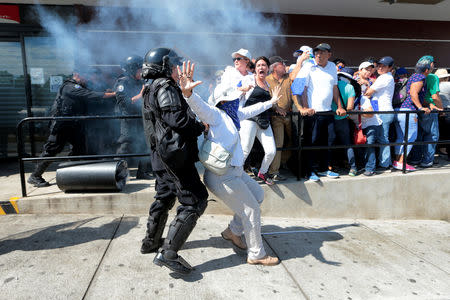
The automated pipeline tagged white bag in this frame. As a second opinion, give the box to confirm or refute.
[199,139,232,176]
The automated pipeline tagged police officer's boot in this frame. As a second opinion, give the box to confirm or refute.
[27,161,51,187]
[136,158,154,180]
[153,210,200,275]
[141,212,168,254]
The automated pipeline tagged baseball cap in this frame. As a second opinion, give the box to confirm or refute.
[269,56,287,66]
[212,84,242,107]
[396,67,408,75]
[378,56,394,67]
[231,48,252,60]
[419,55,434,64]
[358,61,374,70]
[313,43,331,52]
[293,45,312,57]
[435,68,450,79]
[338,67,355,79]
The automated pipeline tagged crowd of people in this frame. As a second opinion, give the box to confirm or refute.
[212,44,449,182]
[25,43,449,276]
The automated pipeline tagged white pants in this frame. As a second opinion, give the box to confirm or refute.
[203,166,266,260]
[240,119,276,174]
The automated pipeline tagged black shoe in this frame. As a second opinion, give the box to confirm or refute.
[136,171,154,180]
[153,250,193,275]
[363,170,375,176]
[140,238,163,254]
[27,175,50,187]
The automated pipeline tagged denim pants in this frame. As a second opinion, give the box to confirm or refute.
[203,166,266,260]
[334,118,356,169]
[410,113,439,165]
[363,125,382,172]
[394,108,418,157]
[377,113,394,167]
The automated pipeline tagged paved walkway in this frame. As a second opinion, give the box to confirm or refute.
[0,214,449,299]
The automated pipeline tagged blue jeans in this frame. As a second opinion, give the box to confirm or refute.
[378,113,394,167]
[334,118,356,169]
[410,113,439,165]
[394,108,418,157]
[363,125,382,172]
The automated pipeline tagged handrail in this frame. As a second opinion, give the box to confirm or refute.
[17,109,450,197]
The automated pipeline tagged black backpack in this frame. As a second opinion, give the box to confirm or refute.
[392,78,409,107]
[337,73,362,105]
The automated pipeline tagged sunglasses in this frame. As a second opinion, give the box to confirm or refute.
[233,57,247,62]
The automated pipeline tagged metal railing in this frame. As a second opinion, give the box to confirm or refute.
[16,109,450,197]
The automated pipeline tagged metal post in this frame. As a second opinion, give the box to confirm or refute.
[402,112,410,174]
[16,120,27,197]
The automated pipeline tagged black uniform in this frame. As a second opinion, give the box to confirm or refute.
[28,79,105,185]
[141,77,208,272]
[114,74,152,178]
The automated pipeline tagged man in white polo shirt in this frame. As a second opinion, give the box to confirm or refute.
[291,42,346,181]
[365,56,395,170]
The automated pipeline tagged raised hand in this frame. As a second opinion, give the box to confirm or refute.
[177,60,203,98]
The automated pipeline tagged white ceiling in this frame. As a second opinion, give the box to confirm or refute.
[2,0,450,21]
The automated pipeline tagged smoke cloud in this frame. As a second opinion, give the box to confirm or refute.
[34,0,284,75]
[31,0,284,159]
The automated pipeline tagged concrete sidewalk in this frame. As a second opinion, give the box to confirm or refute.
[1,159,450,219]
[0,214,449,299]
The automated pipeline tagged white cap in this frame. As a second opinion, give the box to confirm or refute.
[293,45,312,58]
[299,45,312,53]
[212,84,242,106]
[231,48,252,60]
[359,61,374,70]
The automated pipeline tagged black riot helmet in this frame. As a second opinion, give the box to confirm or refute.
[142,47,184,80]
[121,55,143,78]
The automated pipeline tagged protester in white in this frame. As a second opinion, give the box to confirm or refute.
[291,42,346,181]
[178,61,281,266]
[364,56,395,169]
[218,48,253,94]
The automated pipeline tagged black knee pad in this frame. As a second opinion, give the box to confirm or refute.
[163,210,199,253]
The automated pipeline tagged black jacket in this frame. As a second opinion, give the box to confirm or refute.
[53,79,105,117]
[142,78,205,171]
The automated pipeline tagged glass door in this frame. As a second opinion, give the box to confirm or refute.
[0,40,27,158]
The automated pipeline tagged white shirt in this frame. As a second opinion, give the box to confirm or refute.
[220,66,251,90]
[370,72,395,111]
[439,81,450,108]
[186,92,274,167]
[350,96,382,129]
[298,61,338,112]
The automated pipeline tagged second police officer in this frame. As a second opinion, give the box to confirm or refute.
[140,47,209,275]
[115,55,153,179]
[27,67,116,187]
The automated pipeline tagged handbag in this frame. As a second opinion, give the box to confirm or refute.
[353,108,367,145]
[199,139,235,176]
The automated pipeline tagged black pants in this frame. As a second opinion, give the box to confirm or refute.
[439,113,450,158]
[149,163,208,218]
[42,121,86,157]
[302,114,336,176]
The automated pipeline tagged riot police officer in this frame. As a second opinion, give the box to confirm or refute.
[115,55,152,179]
[140,47,208,275]
[27,68,116,187]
